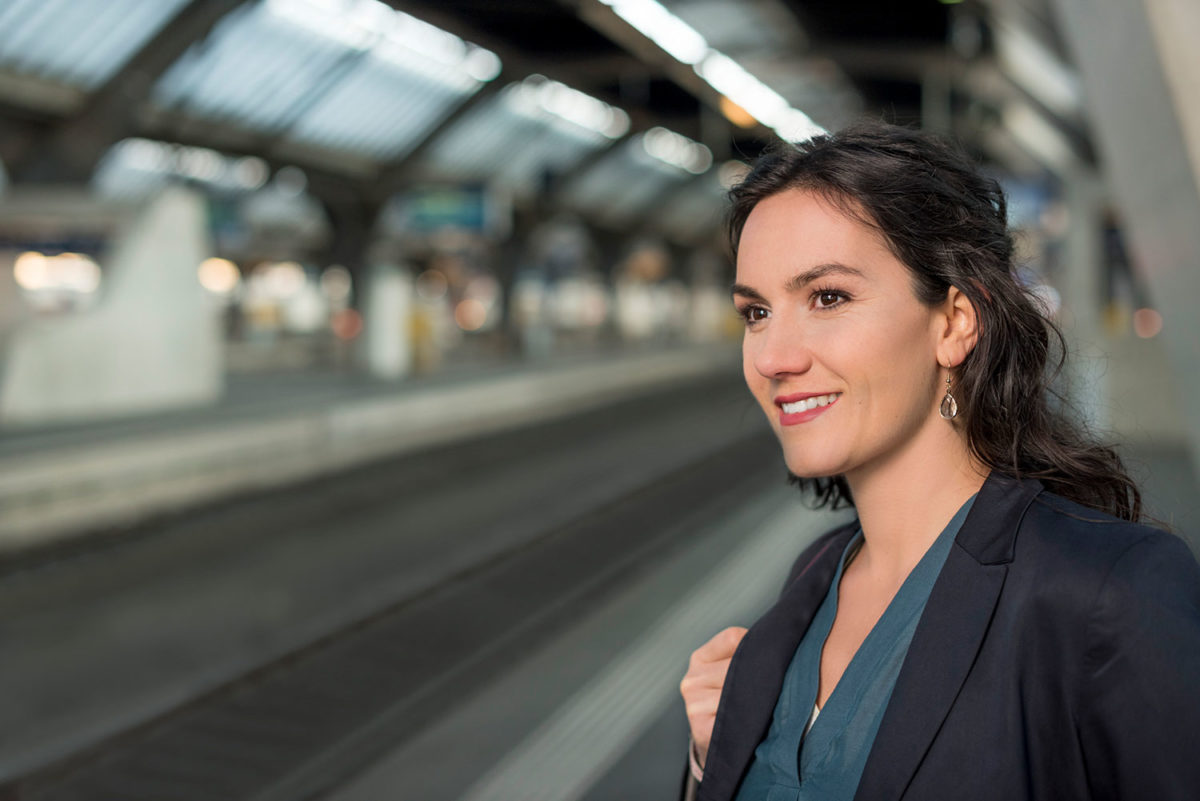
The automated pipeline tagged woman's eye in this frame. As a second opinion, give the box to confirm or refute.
[813,290,847,309]
[739,305,769,324]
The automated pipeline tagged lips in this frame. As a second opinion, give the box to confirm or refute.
[775,392,841,425]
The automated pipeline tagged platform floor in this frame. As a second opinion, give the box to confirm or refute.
[0,343,666,461]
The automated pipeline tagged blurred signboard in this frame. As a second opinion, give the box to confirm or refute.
[384,185,510,240]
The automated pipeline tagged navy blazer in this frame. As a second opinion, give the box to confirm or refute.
[689,473,1200,801]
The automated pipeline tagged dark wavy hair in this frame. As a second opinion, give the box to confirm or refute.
[729,121,1142,521]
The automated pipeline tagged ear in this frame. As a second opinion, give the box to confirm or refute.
[935,285,979,368]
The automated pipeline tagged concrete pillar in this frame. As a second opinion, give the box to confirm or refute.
[0,186,221,424]
[1058,170,1109,432]
[362,263,414,381]
[1051,0,1200,475]
[1142,0,1200,184]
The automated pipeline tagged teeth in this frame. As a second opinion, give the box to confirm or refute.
[781,393,840,415]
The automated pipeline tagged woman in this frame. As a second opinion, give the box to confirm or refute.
[679,122,1200,801]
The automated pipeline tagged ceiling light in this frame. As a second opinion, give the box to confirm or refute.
[463,49,502,82]
[641,127,712,174]
[507,76,630,139]
[719,97,757,128]
[267,0,376,49]
[598,0,822,143]
[718,160,750,189]
[599,0,709,64]
[697,52,823,142]
[267,0,500,90]
[772,107,825,143]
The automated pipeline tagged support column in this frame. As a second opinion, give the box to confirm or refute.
[1058,169,1108,432]
[1051,0,1200,475]
[0,187,221,423]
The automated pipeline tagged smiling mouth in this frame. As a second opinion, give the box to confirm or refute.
[779,393,841,414]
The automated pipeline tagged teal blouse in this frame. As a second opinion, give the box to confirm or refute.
[734,495,977,801]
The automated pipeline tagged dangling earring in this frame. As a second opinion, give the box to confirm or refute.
[939,373,958,420]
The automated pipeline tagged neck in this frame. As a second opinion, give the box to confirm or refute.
[845,427,987,583]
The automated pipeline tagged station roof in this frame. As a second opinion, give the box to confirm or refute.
[0,0,192,94]
[0,0,1090,245]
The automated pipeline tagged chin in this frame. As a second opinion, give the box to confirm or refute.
[775,433,851,477]
[781,454,847,481]
[786,468,833,482]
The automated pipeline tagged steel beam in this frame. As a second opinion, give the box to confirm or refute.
[10,0,250,183]
[371,76,506,202]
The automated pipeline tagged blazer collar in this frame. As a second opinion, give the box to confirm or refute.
[854,472,1042,800]
[952,472,1042,565]
[698,473,1043,801]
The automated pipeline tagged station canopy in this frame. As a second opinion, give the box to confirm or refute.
[560,128,713,230]
[0,0,191,94]
[420,75,629,197]
[1,0,1089,240]
[0,0,806,240]
[150,0,500,164]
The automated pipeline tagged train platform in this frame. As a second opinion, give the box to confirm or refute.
[0,344,739,556]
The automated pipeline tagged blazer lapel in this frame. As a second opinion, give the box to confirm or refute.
[853,474,1043,800]
[698,524,856,801]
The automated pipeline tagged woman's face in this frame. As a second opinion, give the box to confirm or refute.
[734,188,948,482]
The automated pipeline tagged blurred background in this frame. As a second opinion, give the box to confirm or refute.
[0,0,1197,798]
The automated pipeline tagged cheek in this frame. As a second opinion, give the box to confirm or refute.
[849,318,936,401]
[741,339,764,395]
[867,323,940,408]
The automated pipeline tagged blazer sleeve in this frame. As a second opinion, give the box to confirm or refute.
[1076,531,1200,800]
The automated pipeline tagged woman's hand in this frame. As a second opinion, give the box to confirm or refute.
[680,626,748,771]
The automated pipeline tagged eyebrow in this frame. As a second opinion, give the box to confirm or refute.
[730,262,866,300]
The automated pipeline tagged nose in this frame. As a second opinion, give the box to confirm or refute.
[748,317,814,380]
